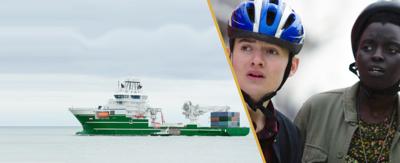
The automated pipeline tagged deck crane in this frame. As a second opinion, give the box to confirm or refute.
[147,107,165,125]
[182,101,230,123]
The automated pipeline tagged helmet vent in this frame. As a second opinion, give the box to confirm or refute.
[300,26,304,35]
[266,9,276,26]
[270,0,279,5]
[246,4,255,23]
[282,14,295,29]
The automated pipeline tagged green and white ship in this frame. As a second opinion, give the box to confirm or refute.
[69,79,249,136]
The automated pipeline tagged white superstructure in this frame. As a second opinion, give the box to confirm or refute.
[69,78,165,125]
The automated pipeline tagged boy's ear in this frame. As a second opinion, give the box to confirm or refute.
[289,56,299,77]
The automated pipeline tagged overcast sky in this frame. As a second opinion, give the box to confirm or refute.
[0,0,232,79]
[0,0,247,126]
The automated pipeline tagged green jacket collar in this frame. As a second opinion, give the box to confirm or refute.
[343,82,400,131]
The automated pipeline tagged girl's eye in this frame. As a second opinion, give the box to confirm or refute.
[361,44,373,53]
[389,48,399,54]
[387,45,400,55]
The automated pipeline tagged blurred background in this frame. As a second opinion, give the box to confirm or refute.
[0,0,248,127]
[209,0,380,119]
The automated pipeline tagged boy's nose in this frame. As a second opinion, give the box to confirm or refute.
[251,52,264,67]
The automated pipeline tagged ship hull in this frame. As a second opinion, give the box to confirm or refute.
[72,114,249,136]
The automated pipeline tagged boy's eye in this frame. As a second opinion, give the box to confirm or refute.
[240,45,252,52]
[265,48,278,55]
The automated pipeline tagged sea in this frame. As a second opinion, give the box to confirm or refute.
[0,126,263,163]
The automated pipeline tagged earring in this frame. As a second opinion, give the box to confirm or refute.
[349,62,359,77]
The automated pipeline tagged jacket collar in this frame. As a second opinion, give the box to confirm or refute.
[343,82,359,123]
[343,82,400,131]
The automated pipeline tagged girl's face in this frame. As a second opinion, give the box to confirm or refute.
[356,22,400,89]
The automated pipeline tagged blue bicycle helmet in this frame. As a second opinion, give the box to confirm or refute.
[228,0,304,54]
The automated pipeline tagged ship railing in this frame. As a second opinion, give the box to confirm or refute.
[157,123,185,128]
[69,107,96,111]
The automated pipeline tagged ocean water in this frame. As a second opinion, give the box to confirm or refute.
[0,127,262,163]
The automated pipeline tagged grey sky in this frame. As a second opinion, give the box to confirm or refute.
[0,0,230,79]
[0,0,211,30]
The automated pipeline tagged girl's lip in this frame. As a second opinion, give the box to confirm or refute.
[367,65,385,76]
[368,65,385,72]
[368,66,385,72]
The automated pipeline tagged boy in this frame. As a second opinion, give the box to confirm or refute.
[227,0,305,162]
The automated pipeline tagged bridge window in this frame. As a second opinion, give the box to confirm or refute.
[131,95,141,99]
[114,95,129,99]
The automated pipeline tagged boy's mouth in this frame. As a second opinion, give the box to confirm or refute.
[247,71,265,79]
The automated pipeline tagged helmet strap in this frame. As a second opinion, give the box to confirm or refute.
[349,62,359,77]
[229,38,234,59]
[229,38,234,54]
[241,90,275,119]
[276,53,294,93]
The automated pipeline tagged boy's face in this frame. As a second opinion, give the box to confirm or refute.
[356,22,400,89]
[231,37,297,102]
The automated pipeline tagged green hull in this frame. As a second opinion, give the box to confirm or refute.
[73,114,249,136]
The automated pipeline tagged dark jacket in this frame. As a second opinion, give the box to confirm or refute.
[271,110,303,163]
[255,104,303,163]
[245,96,303,163]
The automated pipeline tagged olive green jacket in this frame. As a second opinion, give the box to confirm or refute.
[294,82,400,163]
